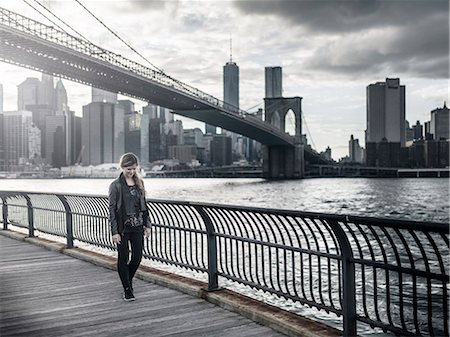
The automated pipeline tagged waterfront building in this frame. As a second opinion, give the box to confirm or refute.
[430,103,449,140]
[92,87,117,104]
[201,133,214,165]
[348,135,364,163]
[211,134,232,166]
[321,146,332,161]
[160,107,174,124]
[164,120,183,145]
[412,120,423,140]
[0,83,3,112]
[81,102,125,165]
[28,123,41,163]
[407,139,449,168]
[205,124,217,135]
[265,66,282,98]
[125,112,141,158]
[223,55,241,160]
[183,128,204,148]
[148,117,165,163]
[405,120,414,142]
[45,114,66,167]
[54,79,68,115]
[141,103,158,165]
[18,78,40,110]
[366,78,405,146]
[2,110,34,170]
[424,121,432,140]
[66,111,82,165]
[168,145,197,164]
[39,74,54,108]
[366,78,405,166]
[0,112,4,170]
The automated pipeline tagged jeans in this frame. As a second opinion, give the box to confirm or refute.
[117,229,144,290]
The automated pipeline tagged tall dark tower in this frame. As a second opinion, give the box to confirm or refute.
[223,40,239,108]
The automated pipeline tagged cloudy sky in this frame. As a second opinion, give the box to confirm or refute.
[0,0,448,159]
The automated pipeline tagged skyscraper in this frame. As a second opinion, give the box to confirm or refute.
[348,134,364,163]
[0,84,3,112]
[223,60,239,108]
[18,78,40,110]
[39,74,54,107]
[366,78,405,146]
[223,53,241,160]
[365,78,405,167]
[54,79,68,115]
[81,102,124,165]
[430,103,449,140]
[2,110,34,169]
[265,67,282,98]
[92,87,117,104]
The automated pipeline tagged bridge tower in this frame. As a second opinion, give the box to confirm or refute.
[262,97,304,179]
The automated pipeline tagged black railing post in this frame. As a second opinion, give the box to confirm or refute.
[57,195,74,248]
[195,205,219,290]
[328,220,357,336]
[24,194,34,237]
[2,196,8,230]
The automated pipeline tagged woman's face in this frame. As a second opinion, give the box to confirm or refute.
[123,164,137,179]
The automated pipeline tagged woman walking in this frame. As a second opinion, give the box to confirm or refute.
[109,153,151,301]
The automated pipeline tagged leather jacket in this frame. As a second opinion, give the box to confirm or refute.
[108,173,150,235]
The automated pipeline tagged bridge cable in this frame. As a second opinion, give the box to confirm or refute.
[73,0,163,73]
[28,0,94,44]
[302,112,317,150]
[73,0,202,95]
[21,0,72,36]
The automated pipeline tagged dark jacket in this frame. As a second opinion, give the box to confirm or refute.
[109,173,150,235]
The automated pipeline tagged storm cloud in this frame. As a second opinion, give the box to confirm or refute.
[233,0,449,79]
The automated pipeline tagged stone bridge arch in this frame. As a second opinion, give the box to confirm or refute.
[263,97,304,179]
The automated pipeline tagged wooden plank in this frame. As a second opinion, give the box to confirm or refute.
[0,236,284,337]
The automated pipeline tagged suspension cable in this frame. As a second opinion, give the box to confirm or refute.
[21,0,69,35]
[73,0,163,73]
[302,112,317,150]
[29,0,93,44]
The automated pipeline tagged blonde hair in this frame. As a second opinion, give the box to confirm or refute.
[119,153,145,195]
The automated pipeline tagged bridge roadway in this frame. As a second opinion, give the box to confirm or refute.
[0,234,284,337]
[0,7,292,147]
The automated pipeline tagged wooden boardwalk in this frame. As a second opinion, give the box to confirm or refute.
[0,236,284,337]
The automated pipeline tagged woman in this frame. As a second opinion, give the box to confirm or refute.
[108,153,151,301]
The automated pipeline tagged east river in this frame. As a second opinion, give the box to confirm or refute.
[1,177,448,336]
[1,177,448,222]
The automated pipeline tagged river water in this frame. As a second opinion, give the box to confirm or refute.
[1,177,448,335]
[1,177,448,222]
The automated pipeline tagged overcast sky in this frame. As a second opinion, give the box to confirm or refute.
[0,0,448,159]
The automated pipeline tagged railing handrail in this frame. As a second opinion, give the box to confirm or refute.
[1,190,448,231]
[1,190,448,337]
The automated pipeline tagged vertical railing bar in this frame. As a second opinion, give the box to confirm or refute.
[56,194,73,248]
[367,225,393,327]
[2,196,8,230]
[23,194,34,237]
[194,206,218,291]
[328,220,356,337]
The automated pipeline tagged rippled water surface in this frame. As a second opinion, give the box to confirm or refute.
[2,177,449,335]
[2,177,449,222]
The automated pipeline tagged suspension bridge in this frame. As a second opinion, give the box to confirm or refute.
[0,5,331,178]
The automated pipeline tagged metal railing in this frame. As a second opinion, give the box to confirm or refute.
[1,190,448,336]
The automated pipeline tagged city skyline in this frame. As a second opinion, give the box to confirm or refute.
[0,0,448,159]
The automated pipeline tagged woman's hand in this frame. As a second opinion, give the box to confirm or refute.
[112,234,121,244]
[144,227,151,238]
